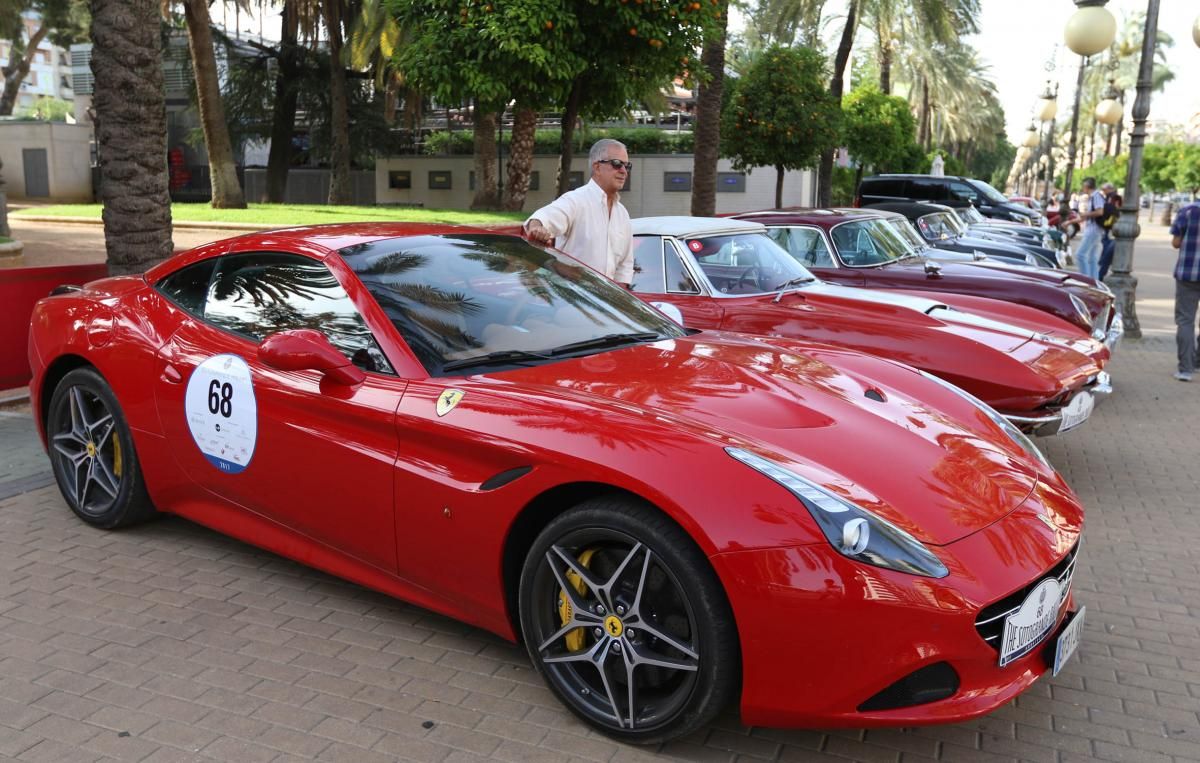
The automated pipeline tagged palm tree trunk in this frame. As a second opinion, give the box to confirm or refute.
[183,0,246,209]
[775,165,785,208]
[690,0,728,217]
[0,24,49,116]
[817,0,859,207]
[324,0,353,205]
[918,78,931,149]
[556,81,583,198]
[472,108,500,210]
[501,107,537,211]
[90,0,174,275]
[266,0,301,203]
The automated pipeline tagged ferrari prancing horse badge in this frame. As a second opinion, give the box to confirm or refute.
[436,389,465,417]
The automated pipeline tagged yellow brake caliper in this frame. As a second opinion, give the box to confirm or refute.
[558,549,597,651]
[112,435,122,477]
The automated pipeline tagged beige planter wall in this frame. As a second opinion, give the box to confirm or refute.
[376,154,816,218]
[0,122,94,201]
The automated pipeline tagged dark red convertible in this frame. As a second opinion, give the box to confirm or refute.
[731,208,1122,350]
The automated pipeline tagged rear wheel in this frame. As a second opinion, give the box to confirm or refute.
[47,368,156,529]
[518,498,738,744]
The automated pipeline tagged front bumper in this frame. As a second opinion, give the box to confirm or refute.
[1098,311,1124,352]
[713,483,1084,728]
[1003,371,1113,437]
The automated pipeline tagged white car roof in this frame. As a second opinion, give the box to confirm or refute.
[631,216,766,238]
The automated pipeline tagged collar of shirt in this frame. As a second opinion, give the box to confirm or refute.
[584,178,620,208]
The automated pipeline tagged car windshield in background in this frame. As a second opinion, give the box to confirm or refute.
[959,206,987,224]
[339,234,683,376]
[970,180,1012,205]
[685,232,818,294]
[828,218,916,266]
[916,213,963,241]
[883,218,928,252]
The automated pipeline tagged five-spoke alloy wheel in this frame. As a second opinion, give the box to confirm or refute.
[47,368,155,529]
[519,498,738,744]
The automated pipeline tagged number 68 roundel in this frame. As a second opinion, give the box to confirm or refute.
[184,354,258,473]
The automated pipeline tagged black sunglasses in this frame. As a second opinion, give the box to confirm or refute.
[595,159,633,171]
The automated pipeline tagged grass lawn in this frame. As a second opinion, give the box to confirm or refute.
[0,236,12,243]
[12,203,527,226]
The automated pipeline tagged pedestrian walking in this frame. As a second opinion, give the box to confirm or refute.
[524,139,634,287]
[1170,198,1200,381]
[1073,177,1106,280]
[1098,184,1120,281]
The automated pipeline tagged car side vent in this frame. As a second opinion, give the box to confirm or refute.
[857,662,960,711]
[480,466,533,491]
[50,284,83,296]
[864,388,886,403]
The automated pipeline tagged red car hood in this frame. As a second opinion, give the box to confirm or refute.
[497,333,1038,545]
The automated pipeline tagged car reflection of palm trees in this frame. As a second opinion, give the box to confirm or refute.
[211,259,340,308]
[350,248,487,367]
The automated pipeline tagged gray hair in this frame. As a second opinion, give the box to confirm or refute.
[589,139,627,165]
[1082,176,1097,189]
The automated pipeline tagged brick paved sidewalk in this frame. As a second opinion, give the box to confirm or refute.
[0,224,1196,762]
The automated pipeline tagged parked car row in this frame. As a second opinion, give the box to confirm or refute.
[27,209,1102,745]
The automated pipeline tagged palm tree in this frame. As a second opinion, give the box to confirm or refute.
[177,0,247,208]
[867,0,978,94]
[265,0,305,203]
[90,0,173,274]
[322,0,353,204]
[815,0,861,207]
[690,0,728,217]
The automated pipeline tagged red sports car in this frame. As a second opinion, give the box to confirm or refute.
[631,217,1110,436]
[731,208,1122,349]
[29,224,1085,742]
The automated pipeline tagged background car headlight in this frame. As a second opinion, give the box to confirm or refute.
[914,371,1053,471]
[1024,254,1038,266]
[1068,292,1092,328]
[726,447,949,578]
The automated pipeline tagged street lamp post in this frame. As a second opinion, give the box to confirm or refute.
[1038,83,1059,206]
[1107,1,1164,339]
[1061,0,1116,197]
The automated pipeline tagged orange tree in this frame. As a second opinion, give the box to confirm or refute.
[842,85,918,191]
[721,45,841,208]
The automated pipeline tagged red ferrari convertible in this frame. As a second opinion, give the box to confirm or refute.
[29,224,1085,742]
[632,217,1110,436]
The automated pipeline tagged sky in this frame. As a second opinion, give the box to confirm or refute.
[969,1,1200,144]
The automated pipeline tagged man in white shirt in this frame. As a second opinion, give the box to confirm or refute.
[524,139,634,287]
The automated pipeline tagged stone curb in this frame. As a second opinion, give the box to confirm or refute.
[0,238,24,255]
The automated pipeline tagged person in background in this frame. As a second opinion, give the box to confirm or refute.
[1169,197,1200,381]
[524,139,634,288]
[1098,184,1120,281]
[1073,177,1106,280]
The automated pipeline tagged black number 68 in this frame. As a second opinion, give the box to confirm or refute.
[207,379,234,418]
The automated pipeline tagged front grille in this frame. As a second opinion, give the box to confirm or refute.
[974,542,1079,652]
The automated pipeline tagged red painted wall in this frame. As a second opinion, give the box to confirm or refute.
[1,264,110,389]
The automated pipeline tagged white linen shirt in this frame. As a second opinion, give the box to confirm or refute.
[525,179,634,283]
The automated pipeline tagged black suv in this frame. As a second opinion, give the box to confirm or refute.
[855,174,1040,225]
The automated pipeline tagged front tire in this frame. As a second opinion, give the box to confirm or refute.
[46,367,156,529]
[518,497,739,744]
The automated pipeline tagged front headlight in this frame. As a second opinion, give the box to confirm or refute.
[726,447,949,578]
[1024,253,1038,266]
[914,371,1053,471]
[1068,292,1092,328]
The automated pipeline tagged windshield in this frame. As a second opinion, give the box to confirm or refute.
[684,232,818,294]
[339,234,683,376]
[885,218,929,251]
[960,206,986,224]
[828,218,916,266]
[916,212,964,241]
[969,179,1011,205]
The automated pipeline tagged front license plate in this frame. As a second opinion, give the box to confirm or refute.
[1059,391,1094,433]
[999,578,1063,667]
[1052,607,1086,676]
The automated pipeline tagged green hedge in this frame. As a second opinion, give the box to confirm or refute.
[423,127,694,156]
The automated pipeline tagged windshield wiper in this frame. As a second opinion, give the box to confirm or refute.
[543,332,663,356]
[442,349,553,372]
[773,276,816,302]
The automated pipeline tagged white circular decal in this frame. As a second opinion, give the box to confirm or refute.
[184,354,258,474]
